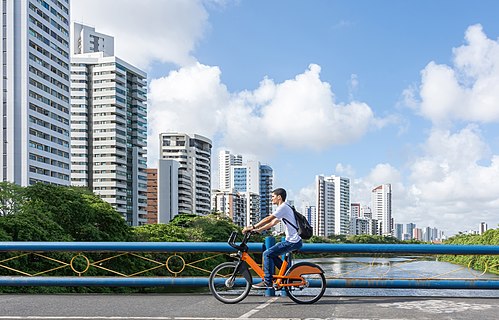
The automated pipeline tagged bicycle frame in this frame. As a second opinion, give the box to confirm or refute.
[231,232,321,288]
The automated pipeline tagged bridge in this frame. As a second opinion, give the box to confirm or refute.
[1,239,498,319]
[0,239,498,290]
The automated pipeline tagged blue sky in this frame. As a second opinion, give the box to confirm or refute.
[72,0,499,235]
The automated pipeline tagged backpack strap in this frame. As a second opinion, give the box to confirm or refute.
[283,204,298,230]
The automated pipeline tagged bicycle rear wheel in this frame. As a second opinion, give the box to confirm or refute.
[209,262,251,304]
[284,262,326,304]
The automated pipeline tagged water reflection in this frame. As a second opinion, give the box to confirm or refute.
[296,256,499,297]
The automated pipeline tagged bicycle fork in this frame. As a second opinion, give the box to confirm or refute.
[227,259,252,287]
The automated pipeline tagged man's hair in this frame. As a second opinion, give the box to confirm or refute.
[272,188,287,201]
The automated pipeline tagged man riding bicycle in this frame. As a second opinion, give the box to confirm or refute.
[242,188,303,289]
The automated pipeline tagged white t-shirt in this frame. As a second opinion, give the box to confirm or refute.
[272,203,302,243]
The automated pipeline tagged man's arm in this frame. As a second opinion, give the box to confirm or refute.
[242,215,279,233]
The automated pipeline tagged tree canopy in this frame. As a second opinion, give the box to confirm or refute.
[0,182,134,241]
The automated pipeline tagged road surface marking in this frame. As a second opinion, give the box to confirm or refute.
[377,299,493,314]
[237,296,280,318]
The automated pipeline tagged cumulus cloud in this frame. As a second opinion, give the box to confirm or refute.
[346,126,498,234]
[148,63,230,166]
[71,0,209,68]
[403,126,499,233]
[348,125,499,234]
[386,24,499,233]
[413,24,499,125]
[148,63,378,167]
[408,126,497,203]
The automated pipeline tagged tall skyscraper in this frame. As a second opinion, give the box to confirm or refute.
[1,0,71,186]
[231,160,261,225]
[70,23,148,226]
[406,223,416,240]
[218,150,242,191]
[394,223,404,240]
[316,175,350,236]
[215,150,273,225]
[350,203,361,235]
[371,184,392,236]
[259,164,273,218]
[160,132,212,216]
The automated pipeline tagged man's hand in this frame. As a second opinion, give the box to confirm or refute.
[242,225,255,234]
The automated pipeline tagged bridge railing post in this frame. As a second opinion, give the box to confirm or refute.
[264,235,275,297]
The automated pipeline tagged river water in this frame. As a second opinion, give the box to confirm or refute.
[302,256,499,297]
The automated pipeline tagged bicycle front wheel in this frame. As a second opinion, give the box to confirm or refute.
[284,262,326,304]
[208,261,251,304]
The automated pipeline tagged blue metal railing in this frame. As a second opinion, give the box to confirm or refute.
[0,240,498,289]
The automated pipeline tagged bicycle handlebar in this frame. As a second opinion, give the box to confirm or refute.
[227,230,256,252]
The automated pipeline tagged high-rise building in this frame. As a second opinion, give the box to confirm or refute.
[211,189,246,227]
[371,184,392,236]
[479,222,488,235]
[160,132,212,215]
[70,23,148,226]
[303,205,316,229]
[218,150,242,191]
[157,159,179,223]
[259,164,273,219]
[394,223,404,240]
[350,203,361,219]
[216,150,273,225]
[231,160,261,225]
[350,203,361,235]
[146,168,158,224]
[406,223,416,240]
[1,0,71,186]
[413,227,423,241]
[316,175,350,236]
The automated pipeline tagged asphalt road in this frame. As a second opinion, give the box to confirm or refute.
[0,293,498,320]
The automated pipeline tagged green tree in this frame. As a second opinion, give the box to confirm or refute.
[0,182,26,217]
[22,183,134,241]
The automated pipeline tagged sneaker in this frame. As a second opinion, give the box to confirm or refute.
[252,281,272,289]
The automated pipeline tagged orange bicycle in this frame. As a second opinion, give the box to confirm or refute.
[208,231,326,304]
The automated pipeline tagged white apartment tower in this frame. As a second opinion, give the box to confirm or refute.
[231,160,261,225]
[70,23,148,226]
[371,183,392,236]
[316,175,350,236]
[1,0,71,186]
[160,132,212,215]
[218,150,242,191]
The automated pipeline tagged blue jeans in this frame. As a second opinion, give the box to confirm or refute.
[263,240,303,284]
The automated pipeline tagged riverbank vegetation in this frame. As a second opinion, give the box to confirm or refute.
[440,229,499,275]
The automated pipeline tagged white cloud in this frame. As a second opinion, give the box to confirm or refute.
[335,163,356,177]
[415,24,499,125]
[350,126,499,235]
[71,0,210,69]
[341,125,499,234]
[148,63,378,167]
[408,126,498,204]
[389,24,499,233]
[148,63,230,167]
